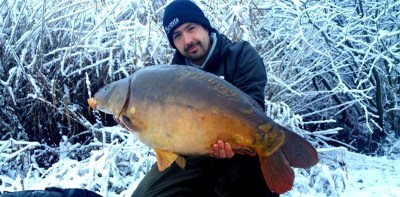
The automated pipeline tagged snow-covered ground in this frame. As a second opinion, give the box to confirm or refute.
[1,127,399,197]
[341,152,400,197]
[285,149,400,197]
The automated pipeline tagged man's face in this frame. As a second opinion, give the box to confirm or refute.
[172,23,210,65]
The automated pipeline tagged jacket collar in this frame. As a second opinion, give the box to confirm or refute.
[185,32,218,68]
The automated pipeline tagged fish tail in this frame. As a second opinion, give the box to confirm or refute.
[280,129,319,168]
[259,149,294,194]
[258,126,319,194]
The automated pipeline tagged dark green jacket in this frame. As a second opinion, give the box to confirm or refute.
[172,31,277,197]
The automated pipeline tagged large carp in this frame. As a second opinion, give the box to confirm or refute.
[88,64,319,194]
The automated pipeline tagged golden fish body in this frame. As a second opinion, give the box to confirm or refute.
[88,65,318,194]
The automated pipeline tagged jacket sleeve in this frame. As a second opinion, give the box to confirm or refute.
[230,41,267,111]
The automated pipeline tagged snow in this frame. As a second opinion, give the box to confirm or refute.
[343,153,400,197]
[1,0,399,196]
[284,148,400,197]
[1,127,399,197]
[287,148,400,197]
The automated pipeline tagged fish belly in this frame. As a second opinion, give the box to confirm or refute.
[132,102,256,156]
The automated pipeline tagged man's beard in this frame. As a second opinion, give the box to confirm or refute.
[184,41,207,63]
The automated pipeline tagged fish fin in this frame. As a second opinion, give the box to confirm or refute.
[259,149,294,194]
[281,129,319,168]
[120,115,140,131]
[155,149,177,171]
[175,155,186,169]
[232,146,256,156]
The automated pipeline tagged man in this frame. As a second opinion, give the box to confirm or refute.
[133,0,278,196]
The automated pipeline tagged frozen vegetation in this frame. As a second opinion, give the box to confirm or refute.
[1,0,399,196]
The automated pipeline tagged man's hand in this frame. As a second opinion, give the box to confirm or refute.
[209,140,257,159]
[209,140,235,159]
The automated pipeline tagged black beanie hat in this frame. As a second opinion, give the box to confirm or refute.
[163,0,212,48]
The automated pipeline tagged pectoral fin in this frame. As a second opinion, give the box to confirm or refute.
[155,149,186,171]
[155,149,177,171]
[175,155,186,169]
[232,146,256,156]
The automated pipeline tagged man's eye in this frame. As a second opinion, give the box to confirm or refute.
[188,26,195,32]
[173,34,181,40]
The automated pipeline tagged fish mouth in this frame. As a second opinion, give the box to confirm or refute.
[87,98,97,109]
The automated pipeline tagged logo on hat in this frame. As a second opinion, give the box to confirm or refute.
[164,18,180,34]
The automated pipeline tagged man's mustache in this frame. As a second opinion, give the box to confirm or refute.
[184,41,201,52]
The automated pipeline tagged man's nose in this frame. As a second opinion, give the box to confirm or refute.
[182,32,194,45]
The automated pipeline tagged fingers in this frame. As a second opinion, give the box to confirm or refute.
[209,140,234,159]
[217,140,226,158]
[224,141,234,158]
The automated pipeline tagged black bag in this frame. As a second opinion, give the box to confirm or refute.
[0,187,102,197]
